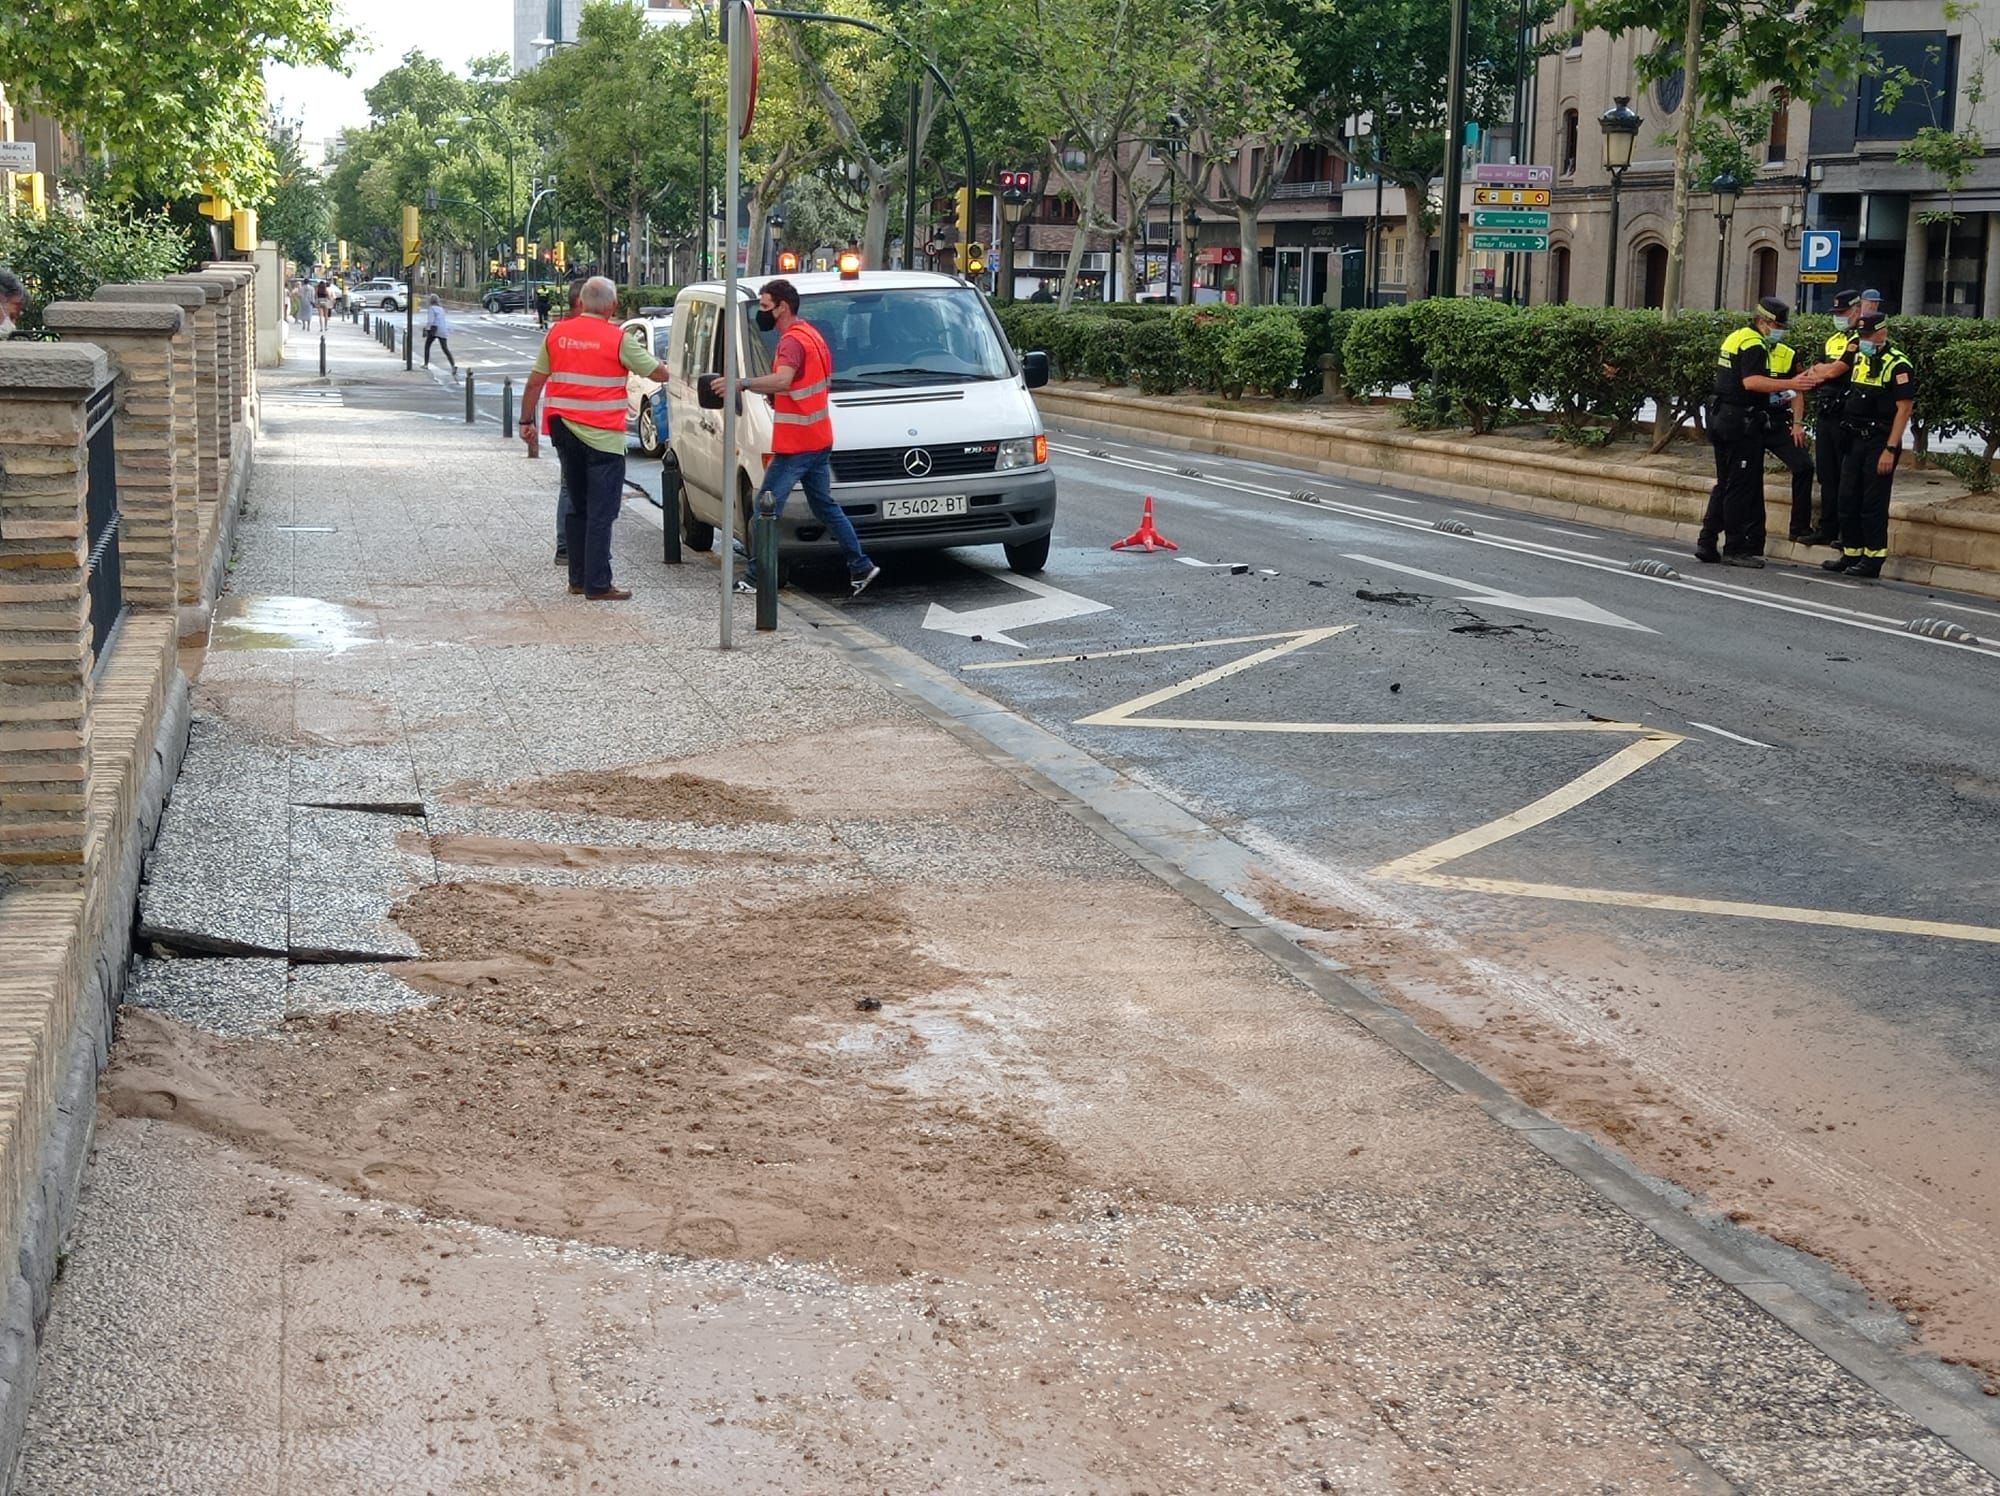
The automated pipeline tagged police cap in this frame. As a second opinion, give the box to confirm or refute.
[1855,310,1888,332]
[1860,287,1885,302]
[1831,289,1861,311]
[1754,295,1790,327]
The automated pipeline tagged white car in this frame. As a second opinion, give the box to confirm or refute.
[621,311,673,457]
[668,270,1054,576]
[354,277,409,311]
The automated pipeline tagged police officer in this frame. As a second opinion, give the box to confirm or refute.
[1700,296,1821,568]
[1824,310,1912,580]
[1799,289,1866,544]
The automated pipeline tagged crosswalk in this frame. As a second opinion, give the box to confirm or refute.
[264,388,345,406]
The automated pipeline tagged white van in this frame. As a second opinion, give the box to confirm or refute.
[665,270,1056,575]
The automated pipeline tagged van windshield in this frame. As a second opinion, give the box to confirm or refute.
[758,287,1013,389]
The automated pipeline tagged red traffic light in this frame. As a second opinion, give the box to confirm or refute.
[777,250,799,273]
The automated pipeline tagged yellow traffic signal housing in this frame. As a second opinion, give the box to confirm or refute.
[231,208,258,251]
[12,171,47,219]
[964,242,987,273]
[337,239,349,269]
[554,240,567,270]
[401,204,421,266]
[515,235,526,259]
[198,191,231,222]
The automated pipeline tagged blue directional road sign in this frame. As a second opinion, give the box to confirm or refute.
[1800,229,1840,276]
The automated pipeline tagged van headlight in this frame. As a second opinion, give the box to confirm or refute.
[997,435,1047,469]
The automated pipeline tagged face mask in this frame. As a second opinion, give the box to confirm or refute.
[1762,330,1783,347]
[754,308,777,332]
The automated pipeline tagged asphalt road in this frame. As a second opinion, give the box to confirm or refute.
[363,311,2000,1368]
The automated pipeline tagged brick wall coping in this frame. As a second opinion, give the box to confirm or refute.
[93,283,206,310]
[42,303,185,336]
[0,343,108,392]
[158,276,225,303]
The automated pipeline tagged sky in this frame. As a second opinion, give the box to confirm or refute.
[264,0,499,160]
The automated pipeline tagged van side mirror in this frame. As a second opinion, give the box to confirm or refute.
[1021,351,1050,390]
[697,371,724,410]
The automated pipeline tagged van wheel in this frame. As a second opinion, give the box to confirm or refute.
[1005,535,1051,575]
[638,402,663,457]
[680,491,714,552]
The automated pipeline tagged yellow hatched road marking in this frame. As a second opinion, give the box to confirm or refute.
[973,624,2000,946]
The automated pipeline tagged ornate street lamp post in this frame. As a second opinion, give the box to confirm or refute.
[1599,95,1642,307]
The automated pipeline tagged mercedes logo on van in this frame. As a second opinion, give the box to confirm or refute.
[901,448,934,477]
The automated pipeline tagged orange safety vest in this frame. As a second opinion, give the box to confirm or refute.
[540,315,629,434]
[770,320,834,453]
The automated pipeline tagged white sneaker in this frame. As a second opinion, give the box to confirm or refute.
[733,578,755,594]
[850,565,881,596]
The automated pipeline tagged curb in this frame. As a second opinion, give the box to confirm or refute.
[787,592,2000,1481]
[1035,386,2000,603]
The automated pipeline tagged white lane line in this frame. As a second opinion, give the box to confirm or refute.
[1175,557,1246,568]
[1799,575,1864,591]
[1922,596,2000,622]
[1647,547,1688,559]
[1374,492,1422,505]
[1688,721,1776,749]
[1536,525,1599,539]
[1049,443,2000,658]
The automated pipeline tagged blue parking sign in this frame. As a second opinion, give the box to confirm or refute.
[1800,230,1840,274]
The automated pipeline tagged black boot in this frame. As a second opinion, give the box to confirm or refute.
[1822,553,1855,572]
[1694,534,1722,563]
[1846,556,1883,579]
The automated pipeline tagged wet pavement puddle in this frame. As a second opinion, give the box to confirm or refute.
[212,595,375,653]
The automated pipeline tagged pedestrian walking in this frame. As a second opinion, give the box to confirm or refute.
[1799,288,1878,546]
[1698,297,1823,568]
[518,276,671,601]
[533,283,552,329]
[706,278,879,596]
[0,266,26,338]
[315,279,333,331]
[421,294,457,375]
[294,279,313,329]
[1824,310,1913,580]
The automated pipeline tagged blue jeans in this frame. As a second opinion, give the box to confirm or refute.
[550,421,624,593]
[749,447,871,582]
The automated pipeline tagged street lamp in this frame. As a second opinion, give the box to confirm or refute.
[1182,203,1201,307]
[767,211,786,274]
[1599,94,1643,307]
[999,171,1031,299]
[1711,168,1741,310]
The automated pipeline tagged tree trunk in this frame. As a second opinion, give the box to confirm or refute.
[1058,174,1102,312]
[1403,200,1430,302]
[1117,230,1137,304]
[1235,205,1260,305]
[628,193,645,290]
[1662,0,1704,319]
[862,176,893,267]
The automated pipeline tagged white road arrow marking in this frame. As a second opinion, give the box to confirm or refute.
[1344,553,1657,633]
[921,564,1110,647]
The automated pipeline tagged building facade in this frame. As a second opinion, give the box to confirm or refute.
[512,0,692,72]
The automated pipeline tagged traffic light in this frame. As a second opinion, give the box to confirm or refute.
[515,235,526,259]
[998,169,1033,205]
[12,171,46,220]
[527,240,539,262]
[401,204,421,266]
[964,242,986,274]
[231,208,258,251]
[198,190,230,222]
[554,240,567,271]
[954,186,974,237]
[337,239,349,270]
[777,249,799,273]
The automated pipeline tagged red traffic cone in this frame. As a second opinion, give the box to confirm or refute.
[1110,494,1179,553]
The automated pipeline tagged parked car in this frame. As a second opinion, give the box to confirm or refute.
[620,312,673,457]
[668,271,1053,575]
[353,277,408,311]
[481,281,533,313]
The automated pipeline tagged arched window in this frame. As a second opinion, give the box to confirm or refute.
[1551,245,1572,304]
[1640,243,1668,309]
[1561,109,1580,176]
[1753,246,1778,300]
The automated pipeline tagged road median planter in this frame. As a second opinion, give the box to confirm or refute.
[1034,384,2000,601]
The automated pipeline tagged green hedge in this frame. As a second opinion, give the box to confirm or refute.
[991,298,1999,460]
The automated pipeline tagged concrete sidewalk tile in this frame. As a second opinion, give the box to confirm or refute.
[283,965,432,1019]
[125,957,291,1036]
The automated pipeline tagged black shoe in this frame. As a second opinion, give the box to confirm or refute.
[555,548,569,564]
[1846,557,1884,579]
[1722,553,1766,569]
[1798,530,1838,547]
[1694,545,1722,564]
[1822,554,1855,572]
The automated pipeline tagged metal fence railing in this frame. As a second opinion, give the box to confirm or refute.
[83,379,124,664]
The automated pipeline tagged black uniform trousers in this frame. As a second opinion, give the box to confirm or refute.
[1836,421,1895,556]
[1811,411,1848,539]
[1702,402,1784,555]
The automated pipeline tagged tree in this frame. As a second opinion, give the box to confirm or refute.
[0,0,354,203]
[1176,4,1310,306]
[513,2,699,288]
[0,197,192,333]
[258,117,330,268]
[1874,4,1999,313]
[1572,0,1870,316]
[1018,0,1187,308]
[1288,0,1549,301]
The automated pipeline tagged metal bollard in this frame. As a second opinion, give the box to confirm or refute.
[660,451,684,565]
[464,369,476,423]
[501,376,513,437]
[319,335,327,377]
[753,493,779,631]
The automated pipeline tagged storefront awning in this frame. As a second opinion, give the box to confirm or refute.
[1195,246,1242,266]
